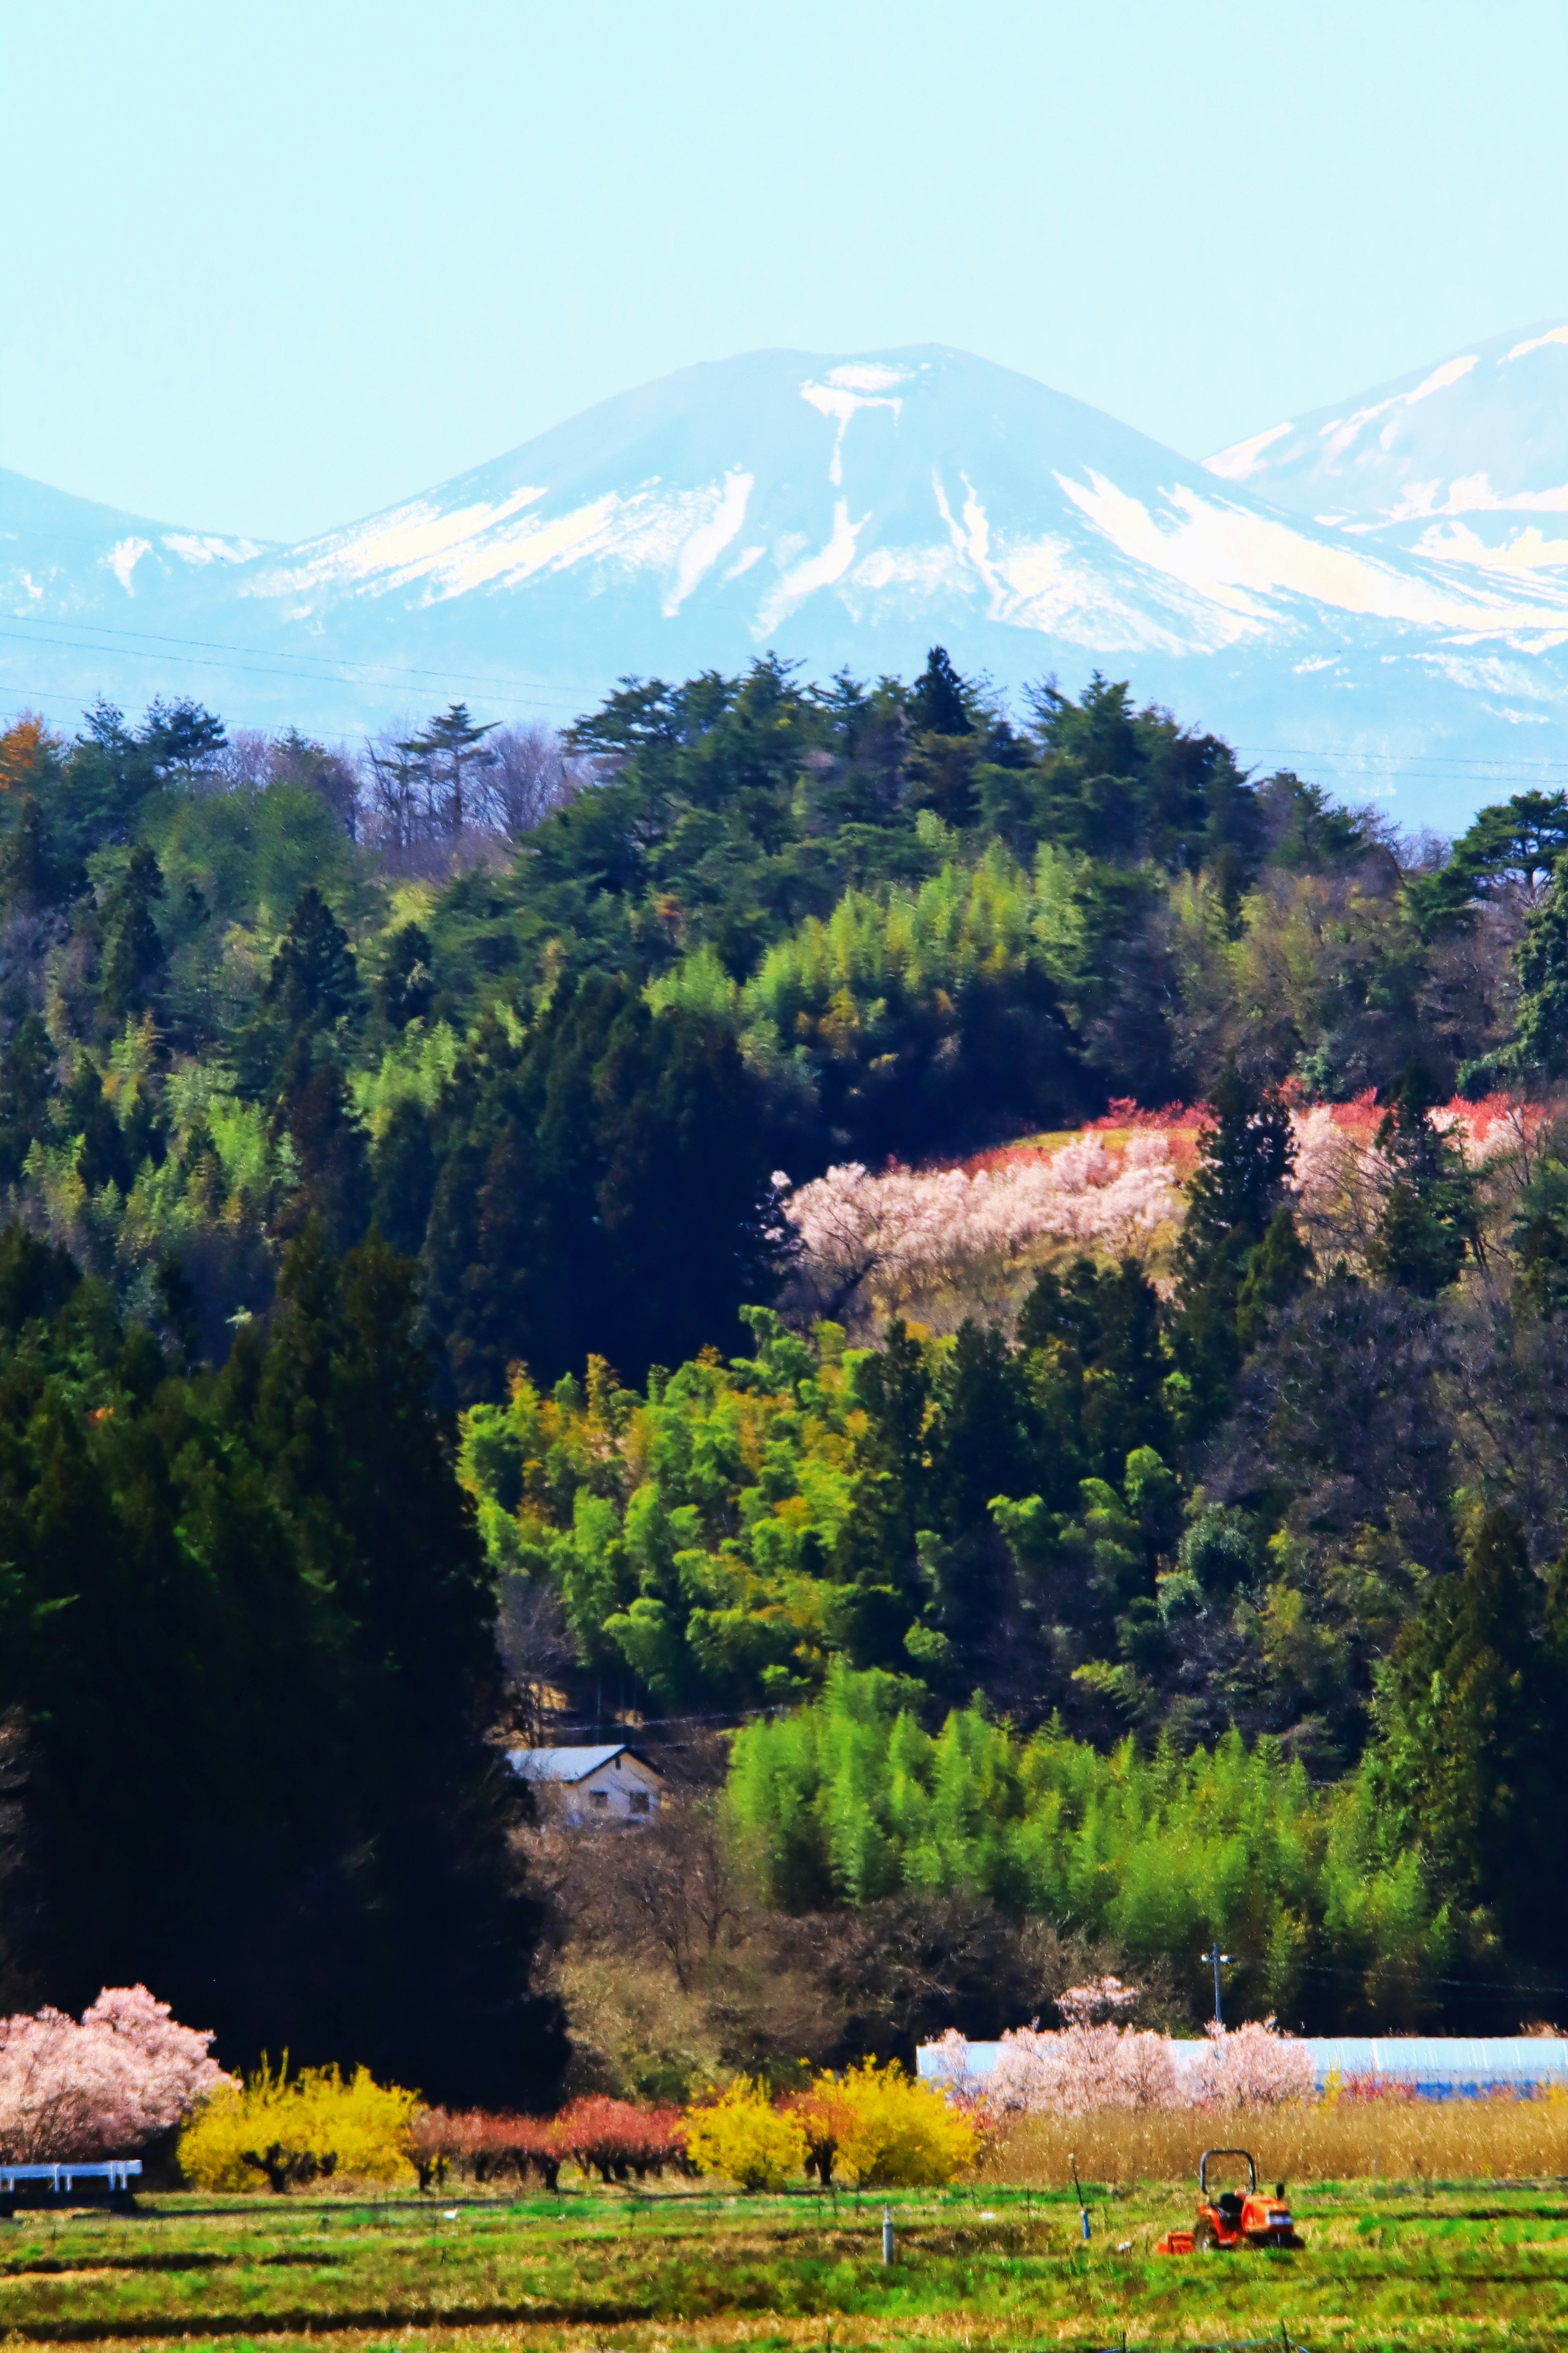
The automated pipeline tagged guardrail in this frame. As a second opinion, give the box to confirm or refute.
[0,2159,141,2212]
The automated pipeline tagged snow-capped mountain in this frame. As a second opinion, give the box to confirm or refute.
[1206,318,1568,553]
[7,341,1568,830]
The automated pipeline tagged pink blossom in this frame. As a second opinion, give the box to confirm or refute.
[0,1986,228,2161]
[1055,1975,1140,2025]
[1189,2017,1314,2110]
[782,1134,1181,1333]
[970,2012,1310,2117]
[986,2020,1179,2115]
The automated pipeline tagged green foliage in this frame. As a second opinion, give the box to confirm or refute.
[727,1662,1445,2025]
[1370,1506,1568,1970]
[1504,850,1568,1080]
[421,974,782,1396]
[0,1220,562,2104]
[1172,1064,1302,1434]
[1367,1061,1476,1296]
[459,1294,1188,1716]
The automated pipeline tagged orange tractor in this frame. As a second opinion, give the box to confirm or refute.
[1156,2149,1304,2253]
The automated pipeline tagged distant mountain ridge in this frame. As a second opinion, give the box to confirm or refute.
[6,334,1568,830]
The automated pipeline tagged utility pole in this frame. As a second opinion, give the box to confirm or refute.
[1201,1940,1232,2027]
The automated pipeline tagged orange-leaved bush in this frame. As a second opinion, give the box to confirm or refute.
[684,2078,807,2191]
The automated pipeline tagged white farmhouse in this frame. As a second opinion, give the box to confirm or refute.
[508,1743,665,1827]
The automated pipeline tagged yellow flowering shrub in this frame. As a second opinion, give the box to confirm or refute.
[684,2076,808,2191]
[178,2059,419,2191]
[795,2059,978,2186]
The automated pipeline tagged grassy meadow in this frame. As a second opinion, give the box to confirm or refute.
[8,2164,1568,2353]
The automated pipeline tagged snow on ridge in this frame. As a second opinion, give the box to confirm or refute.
[247,484,552,601]
[1204,420,1294,482]
[660,470,754,615]
[1317,355,1479,464]
[1058,469,1568,640]
[1504,324,1568,363]
[163,532,269,567]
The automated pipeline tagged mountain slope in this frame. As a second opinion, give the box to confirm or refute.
[1205,319,1568,560]
[6,342,1568,828]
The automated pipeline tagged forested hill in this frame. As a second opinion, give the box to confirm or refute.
[4,652,1568,2060]
[0,653,1549,1387]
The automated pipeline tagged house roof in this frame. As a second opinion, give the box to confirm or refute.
[508,1743,664,1784]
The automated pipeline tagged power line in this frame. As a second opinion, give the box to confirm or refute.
[0,609,587,707]
[0,631,582,720]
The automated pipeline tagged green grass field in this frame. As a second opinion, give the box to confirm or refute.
[6,2177,1568,2353]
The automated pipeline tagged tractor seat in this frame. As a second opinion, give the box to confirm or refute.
[1217,2193,1244,2225]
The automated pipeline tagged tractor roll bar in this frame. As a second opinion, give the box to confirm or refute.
[1198,2148,1256,2195]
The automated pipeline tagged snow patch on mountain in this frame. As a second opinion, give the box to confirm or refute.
[7,339,1568,831]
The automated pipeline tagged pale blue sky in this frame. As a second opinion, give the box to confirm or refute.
[7,0,1568,544]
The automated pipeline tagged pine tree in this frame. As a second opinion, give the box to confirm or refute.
[1371,1506,1568,1978]
[398,704,498,839]
[1172,1062,1302,1432]
[1367,1059,1476,1296]
[97,845,166,1029]
[907,647,972,738]
[241,887,363,1097]
[0,799,62,915]
[1504,853,1568,1079]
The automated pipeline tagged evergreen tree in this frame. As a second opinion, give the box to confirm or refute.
[423,979,782,1396]
[0,799,64,916]
[848,1318,934,1588]
[907,647,973,738]
[0,1222,563,2103]
[273,1054,372,1257]
[1018,1254,1171,1478]
[375,921,436,1030]
[1172,1062,1301,1434]
[1370,1506,1568,1983]
[1512,1150,1568,1315]
[97,845,166,1029]
[263,887,362,1037]
[398,704,498,839]
[60,1058,133,1195]
[241,887,363,1096]
[0,1016,56,1184]
[1235,1202,1314,1348]
[1368,1059,1476,1297]
[1504,854,1568,1080]
[370,1098,439,1256]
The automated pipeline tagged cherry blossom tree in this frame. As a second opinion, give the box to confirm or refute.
[781,1131,1182,1335]
[0,1986,228,2162]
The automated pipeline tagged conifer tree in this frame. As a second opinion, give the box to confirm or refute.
[97,845,166,1029]
[1371,1506,1568,1977]
[907,646,972,738]
[1368,1058,1476,1296]
[398,704,498,839]
[1172,1062,1303,1432]
[0,799,63,916]
[1504,852,1568,1080]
